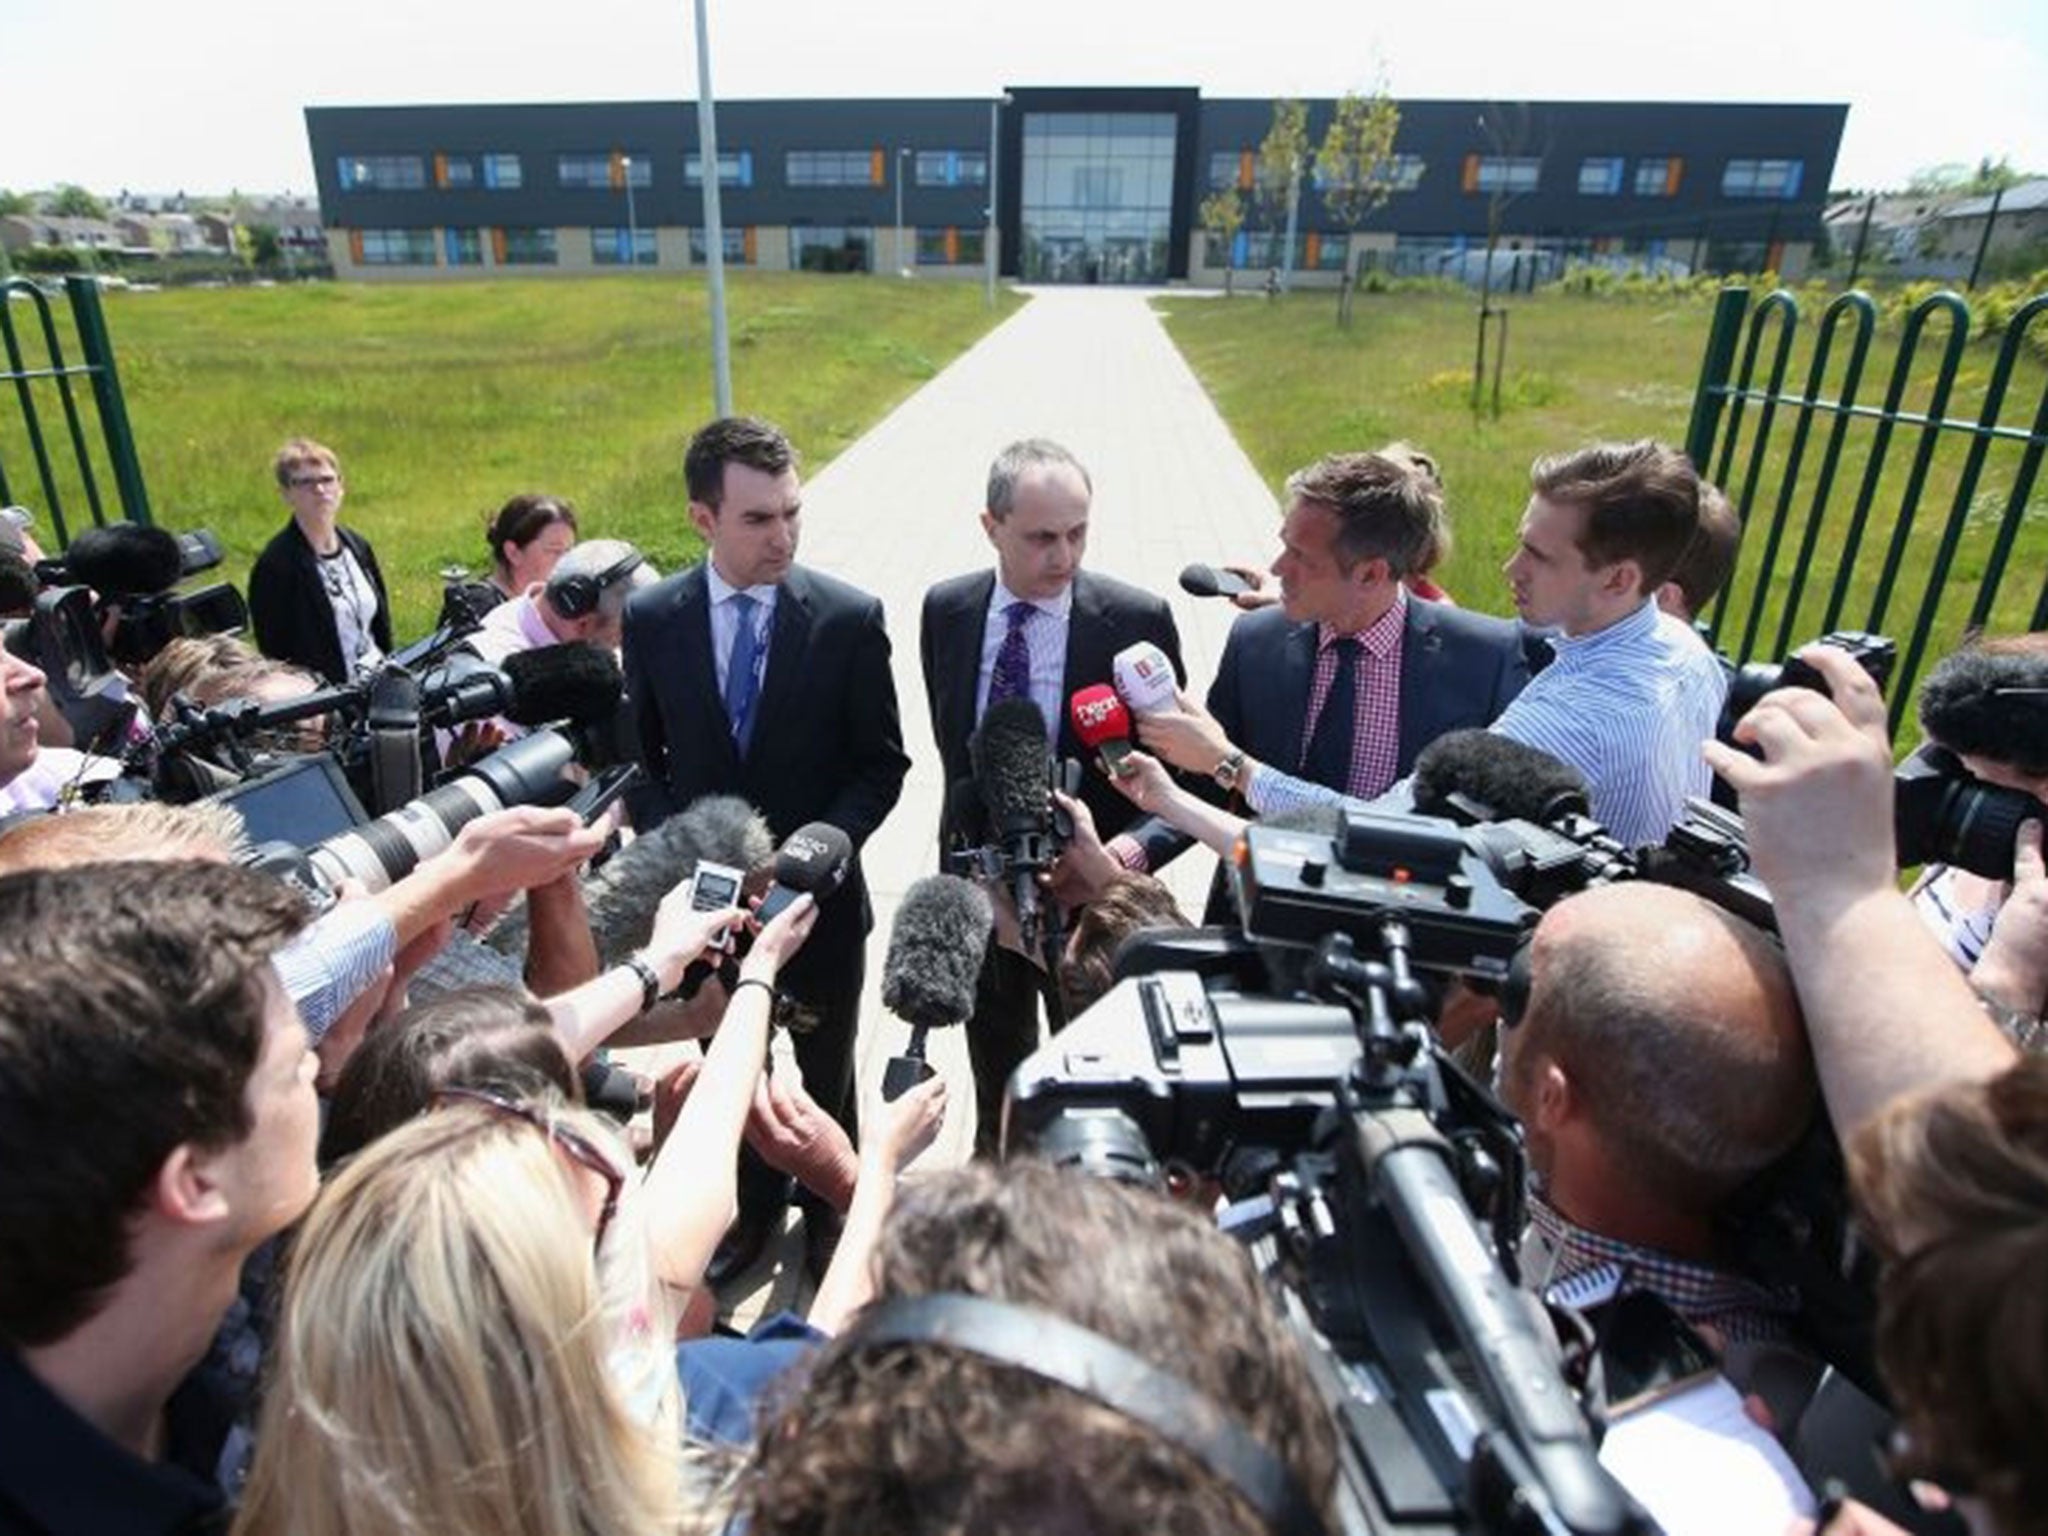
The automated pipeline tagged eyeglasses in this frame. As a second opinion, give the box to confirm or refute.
[435,1086,623,1256]
[288,473,340,490]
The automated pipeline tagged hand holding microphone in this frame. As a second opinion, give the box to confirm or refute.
[1069,683,1136,778]
[1177,563,1277,611]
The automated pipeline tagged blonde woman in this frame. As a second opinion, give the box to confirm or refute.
[232,1099,698,1536]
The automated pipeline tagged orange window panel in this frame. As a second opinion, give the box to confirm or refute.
[490,228,507,264]
[870,148,885,185]
[742,227,756,263]
[433,153,449,189]
[1665,158,1684,196]
[1461,153,1480,193]
[1238,150,1254,191]
[347,229,363,263]
[1305,232,1321,268]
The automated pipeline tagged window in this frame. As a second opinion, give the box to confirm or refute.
[482,154,523,191]
[591,227,656,265]
[437,155,476,189]
[1635,158,1681,196]
[443,227,482,265]
[357,228,435,264]
[559,153,652,190]
[915,227,987,265]
[789,223,873,272]
[786,150,879,188]
[337,156,425,192]
[497,227,556,265]
[1464,155,1541,195]
[1722,158,1803,200]
[1206,151,1250,191]
[688,226,752,264]
[914,151,987,187]
[1578,157,1625,196]
[684,151,754,188]
[1314,154,1426,195]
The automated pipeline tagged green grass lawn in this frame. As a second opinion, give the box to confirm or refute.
[2,272,1024,637]
[1155,284,2047,726]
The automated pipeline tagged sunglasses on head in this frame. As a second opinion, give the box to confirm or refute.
[435,1086,623,1256]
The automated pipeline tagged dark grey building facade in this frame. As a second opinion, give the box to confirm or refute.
[305,89,1846,284]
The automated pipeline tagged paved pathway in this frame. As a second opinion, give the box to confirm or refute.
[696,286,1291,1314]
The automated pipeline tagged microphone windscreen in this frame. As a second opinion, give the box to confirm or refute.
[63,524,184,597]
[971,698,1052,833]
[502,642,624,726]
[674,793,777,876]
[880,875,993,1029]
[1178,563,1223,598]
[560,795,773,966]
[1111,640,1179,716]
[1068,684,1132,753]
[756,821,853,923]
[1411,730,1591,826]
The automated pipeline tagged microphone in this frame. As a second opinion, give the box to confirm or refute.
[426,643,624,730]
[1177,563,1254,601]
[1069,683,1134,777]
[566,794,775,967]
[755,821,853,925]
[971,698,1061,954]
[52,524,185,597]
[1411,730,1591,828]
[879,875,993,1100]
[1110,640,1178,717]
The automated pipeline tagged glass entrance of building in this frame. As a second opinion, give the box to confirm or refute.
[1018,112,1176,284]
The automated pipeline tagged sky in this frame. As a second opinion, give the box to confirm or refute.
[3,0,2044,198]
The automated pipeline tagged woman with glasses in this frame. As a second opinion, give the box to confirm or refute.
[248,438,394,685]
[232,893,822,1536]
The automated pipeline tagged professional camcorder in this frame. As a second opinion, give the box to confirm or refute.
[1006,805,1652,1534]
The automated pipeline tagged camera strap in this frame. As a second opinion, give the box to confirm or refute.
[850,1293,1331,1536]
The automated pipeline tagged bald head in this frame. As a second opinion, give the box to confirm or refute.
[1504,883,1814,1215]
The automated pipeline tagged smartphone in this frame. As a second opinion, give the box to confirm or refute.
[688,858,746,951]
[565,762,640,826]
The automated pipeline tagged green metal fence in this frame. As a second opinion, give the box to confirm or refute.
[0,274,153,546]
[1684,284,2048,733]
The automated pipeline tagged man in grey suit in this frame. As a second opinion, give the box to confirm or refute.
[920,439,1184,1152]
[1113,450,1526,890]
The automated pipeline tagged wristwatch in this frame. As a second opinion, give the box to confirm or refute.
[1212,750,1247,791]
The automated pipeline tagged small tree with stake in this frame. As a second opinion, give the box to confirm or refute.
[1314,86,1402,327]
[1255,99,1309,294]
[1199,187,1246,295]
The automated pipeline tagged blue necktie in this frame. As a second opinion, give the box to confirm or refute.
[1299,636,1361,792]
[724,593,762,754]
[987,602,1034,710]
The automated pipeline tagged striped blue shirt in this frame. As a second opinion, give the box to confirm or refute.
[1248,600,1725,848]
[1487,600,1725,846]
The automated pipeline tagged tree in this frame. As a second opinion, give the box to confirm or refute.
[1198,188,1245,295]
[247,224,283,270]
[0,189,31,216]
[1255,98,1309,290]
[47,183,108,220]
[1314,86,1402,325]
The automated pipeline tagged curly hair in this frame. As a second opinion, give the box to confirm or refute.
[743,1161,1336,1536]
[1850,1059,2048,1536]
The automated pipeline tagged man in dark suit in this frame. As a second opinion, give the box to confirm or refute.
[1115,449,1526,883]
[622,417,909,1280]
[920,439,1183,1152]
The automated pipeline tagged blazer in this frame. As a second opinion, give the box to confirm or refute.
[920,568,1184,857]
[247,521,393,686]
[1128,595,1528,869]
[621,562,910,992]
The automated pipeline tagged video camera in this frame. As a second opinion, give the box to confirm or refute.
[1005,814,1650,1534]
[32,524,246,668]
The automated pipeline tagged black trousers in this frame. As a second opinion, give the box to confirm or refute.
[966,942,1062,1158]
[732,950,863,1223]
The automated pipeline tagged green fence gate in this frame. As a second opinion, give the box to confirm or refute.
[1683,283,2048,734]
[0,273,153,547]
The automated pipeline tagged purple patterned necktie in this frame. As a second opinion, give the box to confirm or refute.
[986,602,1035,709]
